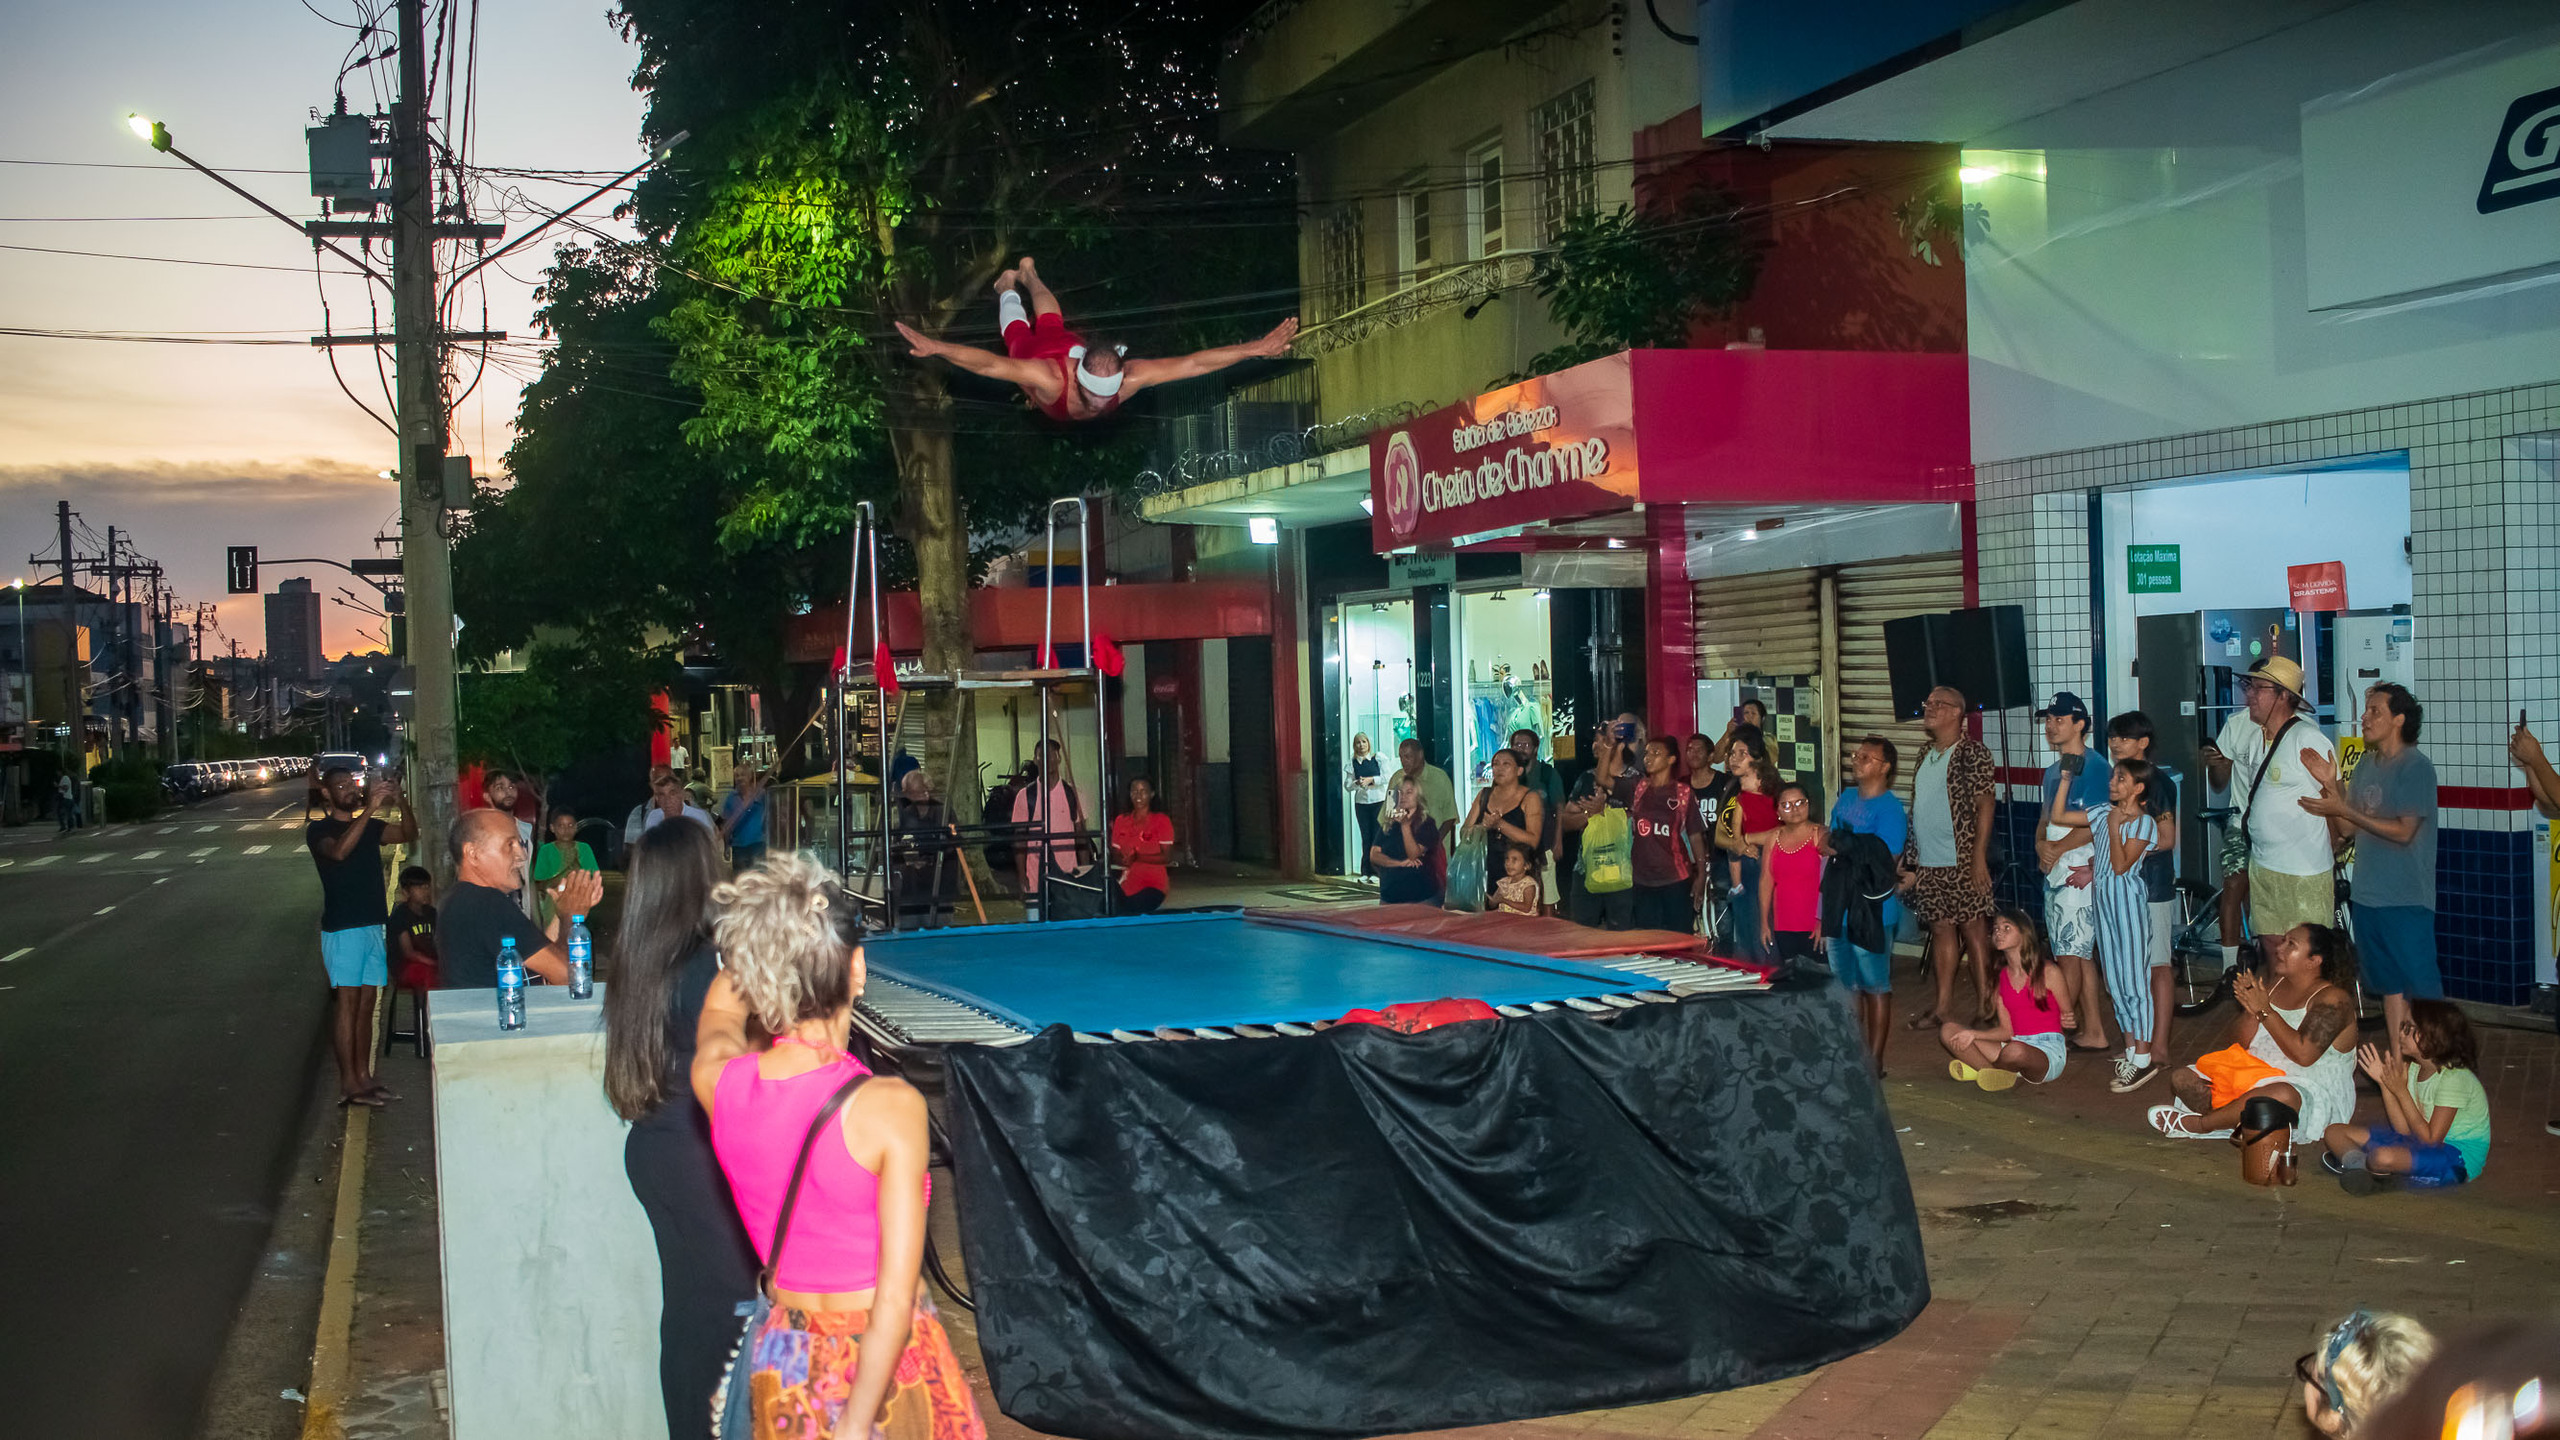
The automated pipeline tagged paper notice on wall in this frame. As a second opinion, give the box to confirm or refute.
[2288,561,2348,612]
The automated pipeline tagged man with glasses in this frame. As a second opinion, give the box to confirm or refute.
[1901,686,1998,1028]
[2202,657,2335,964]
[434,808,602,991]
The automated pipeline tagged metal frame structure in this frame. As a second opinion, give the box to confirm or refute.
[832,497,1117,931]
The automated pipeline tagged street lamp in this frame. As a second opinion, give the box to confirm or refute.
[121,110,384,282]
[126,113,170,152]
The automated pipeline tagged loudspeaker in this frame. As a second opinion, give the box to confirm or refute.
[1939,605,2032,712]
[1883,615,1940,720]
[1879,605,2033,717]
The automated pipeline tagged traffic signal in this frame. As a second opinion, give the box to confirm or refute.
[225,545,258,594]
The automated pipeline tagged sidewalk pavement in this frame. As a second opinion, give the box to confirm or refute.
[314,929,2560,1440]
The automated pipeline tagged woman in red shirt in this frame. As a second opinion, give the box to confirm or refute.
[1111,777,1177,914]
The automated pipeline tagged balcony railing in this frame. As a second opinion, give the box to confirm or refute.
[1296,251,1537,358]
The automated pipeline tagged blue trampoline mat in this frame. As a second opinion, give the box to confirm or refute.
[863,911,1658,1034]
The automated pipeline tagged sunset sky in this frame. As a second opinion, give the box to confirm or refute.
[0,0,650,658]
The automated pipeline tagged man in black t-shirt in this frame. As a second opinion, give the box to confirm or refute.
[437,807,602,991]
[310,766,416,1107]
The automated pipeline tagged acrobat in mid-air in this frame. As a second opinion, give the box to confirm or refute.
[894,257,1300,423]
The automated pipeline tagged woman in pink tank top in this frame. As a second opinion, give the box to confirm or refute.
[689,854,984,1440]
[1936,907,2072,1092]
[1754,782,1827,962]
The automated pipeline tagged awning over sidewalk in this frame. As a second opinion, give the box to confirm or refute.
[1374,348,1970,551]
[785,580,1273,664]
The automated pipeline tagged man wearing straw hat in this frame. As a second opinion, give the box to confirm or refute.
[2228,656,2338,946]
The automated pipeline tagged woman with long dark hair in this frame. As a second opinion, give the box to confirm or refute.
[603,818,757,1440]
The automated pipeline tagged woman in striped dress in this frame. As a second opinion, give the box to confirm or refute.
[2089,760,2162,1091]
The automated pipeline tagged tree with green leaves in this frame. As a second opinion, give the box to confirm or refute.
[611,0,1295,672]
[1526,185,1763,376]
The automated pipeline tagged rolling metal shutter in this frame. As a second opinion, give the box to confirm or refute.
[1692,568,1821,683]
[1835,554,1964,809]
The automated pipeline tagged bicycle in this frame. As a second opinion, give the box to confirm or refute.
[2167,806,2242,1016]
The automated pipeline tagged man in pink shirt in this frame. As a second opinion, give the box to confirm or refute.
[1010,740,1094,895]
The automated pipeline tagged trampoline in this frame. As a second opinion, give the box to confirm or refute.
[855,908,1927,1440]
[862,910,1687,1036]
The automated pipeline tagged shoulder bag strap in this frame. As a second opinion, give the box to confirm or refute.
[762,1070,872,1292]
[2238,717,2300,850]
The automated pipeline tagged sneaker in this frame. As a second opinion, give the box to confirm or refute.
[2109,1053,2142,1092]
[2113,1059,2163,1093]
[2339,1166,2384,1197]
[2547,1118,2560,1138]
[2320,1151,2350,1177]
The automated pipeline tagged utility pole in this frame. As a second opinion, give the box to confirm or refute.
[54,501,78,769]
[393,0,459,875]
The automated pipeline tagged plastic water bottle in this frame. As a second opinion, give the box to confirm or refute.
[566,916,593,999]
[496,937,527,1031]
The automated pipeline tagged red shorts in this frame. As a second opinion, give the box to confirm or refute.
[1003,309,1085,361]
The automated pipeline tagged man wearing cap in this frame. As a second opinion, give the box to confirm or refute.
[2035,692,2116,1064]
[2227,656,2339,946]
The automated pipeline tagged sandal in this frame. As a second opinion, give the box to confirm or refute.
[1975,1067,2018,1093]
[339,1091,387,1109]
[1948,1059,1979,1083]
[1907,1010,1944,1031]
[2147,1104,2202,1138]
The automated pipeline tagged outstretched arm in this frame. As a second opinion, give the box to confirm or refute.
[1120,318,1299,395]
[894,321,1054,391]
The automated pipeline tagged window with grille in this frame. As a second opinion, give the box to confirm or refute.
[1316,204,1365,320]
[1396,180,1433,287]
[1467,142,1505,257]
[1533,81,1596,242]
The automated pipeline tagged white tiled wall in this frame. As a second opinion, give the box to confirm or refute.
[1975,379,2560,821]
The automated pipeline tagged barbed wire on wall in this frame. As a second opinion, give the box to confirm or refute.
[1132,396,1438,501]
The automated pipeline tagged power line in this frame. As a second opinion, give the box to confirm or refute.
[0,240,372,275]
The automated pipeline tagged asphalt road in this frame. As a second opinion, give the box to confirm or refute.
[0,783,338,1438]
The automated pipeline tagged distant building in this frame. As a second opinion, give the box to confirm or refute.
[266,578,323,681]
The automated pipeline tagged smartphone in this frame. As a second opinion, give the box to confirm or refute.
[1613,721,1637,742]
[2058,751,2085,776]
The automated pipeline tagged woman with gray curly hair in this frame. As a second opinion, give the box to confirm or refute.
[689,854,984,1440]
[2298,1309,2435,1437]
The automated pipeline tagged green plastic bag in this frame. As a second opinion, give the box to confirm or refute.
[1580,807,1634,893]
[1444,833,1488,913]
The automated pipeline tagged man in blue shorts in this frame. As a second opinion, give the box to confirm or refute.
[309,765,416,1108]
[1829,736,1908,1075]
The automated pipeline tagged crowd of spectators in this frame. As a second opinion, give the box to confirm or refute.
[1383,656,2507,1193]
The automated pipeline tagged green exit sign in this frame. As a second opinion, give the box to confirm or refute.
[2128,544,2182,593]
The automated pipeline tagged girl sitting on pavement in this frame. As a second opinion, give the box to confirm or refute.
[2320,999,2489,1194]
[2089,759,2164,1093]
[1490,842,1542,916]
[1939,907,2070,1090]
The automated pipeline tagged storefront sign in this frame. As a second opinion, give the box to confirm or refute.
[1387,552,1455,589]
[2303,34,2560,308]
[1148,673,1180,701]
[2127,544,2181,594]
[2287,560,2348,612]
[1371,353,1639,552]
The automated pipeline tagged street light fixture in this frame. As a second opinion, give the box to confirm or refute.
[126,113,170,152]
[121,110,384,283]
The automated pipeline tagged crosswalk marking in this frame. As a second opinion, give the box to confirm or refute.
[94,906,114,915]
[195,825,218,834]
[238,823,265,833]
[79,854,106,864]
[278,822,300,830]
[132,850,161,860]
[244,844,270,855]
[25,855,58,868]
[190,846,218,858]
[157,825,178,834]
[0,948,28,963]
